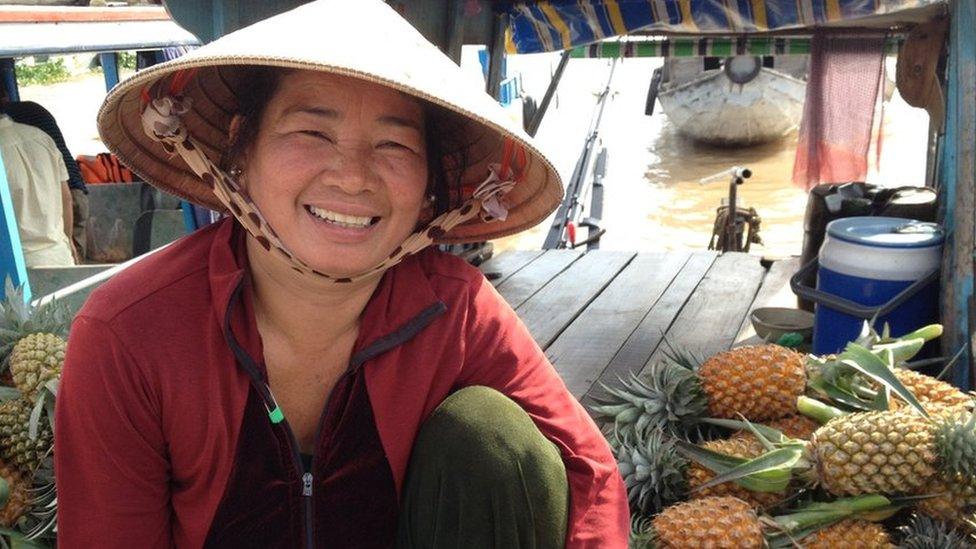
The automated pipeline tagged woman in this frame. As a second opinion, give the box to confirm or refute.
[55,1,628,547]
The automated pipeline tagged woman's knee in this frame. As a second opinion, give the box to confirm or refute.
[414,386,566,488]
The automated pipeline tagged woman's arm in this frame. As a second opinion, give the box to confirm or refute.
[454,276,629,549]
[56,315,172,548]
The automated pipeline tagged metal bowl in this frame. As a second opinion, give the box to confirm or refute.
[750,307,815,343]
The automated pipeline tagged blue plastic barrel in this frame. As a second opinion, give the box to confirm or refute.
[813,217,943,354]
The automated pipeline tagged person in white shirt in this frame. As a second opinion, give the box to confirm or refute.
[0,113,76,267]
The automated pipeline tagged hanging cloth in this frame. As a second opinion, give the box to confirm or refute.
[792,32,886,190]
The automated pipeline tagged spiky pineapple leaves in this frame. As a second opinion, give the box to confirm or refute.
[616,430,687,516]
[840,343,929,418]
[898,514,976,549]
[765,495,900,548]
[676,438,801,494]
[0,525,53,549]
[809,342,930,416]
[591,361,709,445]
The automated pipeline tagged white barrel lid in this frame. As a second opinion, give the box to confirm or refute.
[826,217,943,249]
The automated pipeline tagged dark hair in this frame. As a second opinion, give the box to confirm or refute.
[222,66,465,218]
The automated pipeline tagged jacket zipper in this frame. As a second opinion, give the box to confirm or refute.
[284,368,352,549]
[278,418,315,549]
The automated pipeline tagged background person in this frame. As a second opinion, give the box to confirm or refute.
[0,112,75,267]
[1,88,89,260]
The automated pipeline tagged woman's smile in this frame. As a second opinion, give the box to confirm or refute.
[302,204,383,243]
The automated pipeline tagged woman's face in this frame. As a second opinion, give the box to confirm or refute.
[242,70,429,276]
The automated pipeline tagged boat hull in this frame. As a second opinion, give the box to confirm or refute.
[658,67,806,146]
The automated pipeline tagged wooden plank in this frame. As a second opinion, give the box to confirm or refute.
[942,0,976,390]
[641,252,765,369]
[495,249,583,310]
[734,257,801,344]
[545,251,691,398]
[582,251,716,405]
[516,251,635,349]
[478,250,544,288]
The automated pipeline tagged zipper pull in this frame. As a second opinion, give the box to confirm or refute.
[302,472,313,497]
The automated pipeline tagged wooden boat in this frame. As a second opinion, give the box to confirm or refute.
[656,56,808,146]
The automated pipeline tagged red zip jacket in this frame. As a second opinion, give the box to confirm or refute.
[55,218,628,547]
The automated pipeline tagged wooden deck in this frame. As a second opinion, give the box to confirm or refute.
[477,250,800,409]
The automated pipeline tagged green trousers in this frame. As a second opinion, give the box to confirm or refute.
[396,386,569,548]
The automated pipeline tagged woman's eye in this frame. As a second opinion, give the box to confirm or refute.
[299,130,333,142]
[378,141,412,151]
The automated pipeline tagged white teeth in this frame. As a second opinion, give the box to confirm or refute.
[308,206,374,228]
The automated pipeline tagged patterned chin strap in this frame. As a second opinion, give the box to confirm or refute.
[140,88,521,284]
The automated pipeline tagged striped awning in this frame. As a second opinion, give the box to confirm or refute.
[500,0,946,54]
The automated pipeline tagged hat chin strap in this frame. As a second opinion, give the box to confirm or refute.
[142,94,515,284]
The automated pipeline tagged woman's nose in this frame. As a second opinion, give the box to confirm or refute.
[327,144,378,193]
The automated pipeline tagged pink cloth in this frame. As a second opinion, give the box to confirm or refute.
[793,32,886,190]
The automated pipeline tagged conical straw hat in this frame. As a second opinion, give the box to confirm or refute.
[97,0,562,244]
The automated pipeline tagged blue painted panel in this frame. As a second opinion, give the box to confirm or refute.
[940,0,976,390]
[0,147,31,301]
[99,52,120,92]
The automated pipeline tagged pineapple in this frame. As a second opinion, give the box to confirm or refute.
[9,333,65,401]
[0,281,70,403]
[613,429,787,514]
[0,398,52,476]
[811,411,939,496]
[697,345,806,421]
[0,458,29,527]
[650,496,764,548]
[687,436,786,509]
[898,514,976,549]
[916,473,976,528]
[799,519,893,548]
[642,495,895,548]
[591,344,805,444]
[894,369,974,411]
[688,408,976,502]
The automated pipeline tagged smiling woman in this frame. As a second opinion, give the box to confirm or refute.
[53,0,628,547]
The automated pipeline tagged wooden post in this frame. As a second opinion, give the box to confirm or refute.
[940,0,976,389]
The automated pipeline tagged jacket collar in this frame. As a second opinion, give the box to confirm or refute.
[208,218,447,368]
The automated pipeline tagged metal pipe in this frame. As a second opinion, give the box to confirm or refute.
[444,0,465,65]
[485,12,508,99]
[525,50,570,136]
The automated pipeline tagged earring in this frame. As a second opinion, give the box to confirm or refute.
[229,166,244,178]
[426,193,436,204]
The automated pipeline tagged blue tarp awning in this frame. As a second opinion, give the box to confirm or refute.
[498,0,947,53]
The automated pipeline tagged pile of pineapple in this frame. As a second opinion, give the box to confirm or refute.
[593,324,976,547]
[0,281,67,547]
